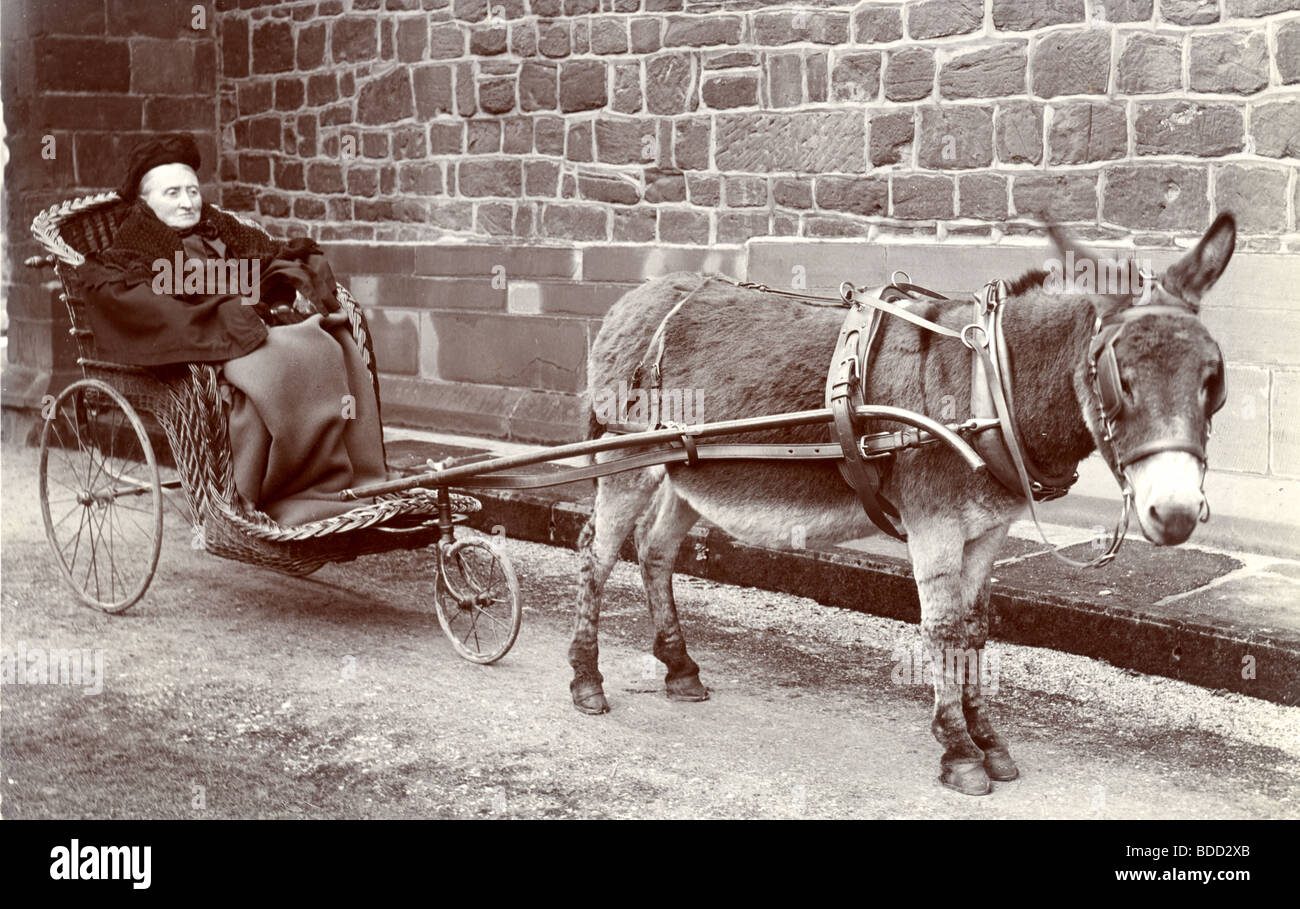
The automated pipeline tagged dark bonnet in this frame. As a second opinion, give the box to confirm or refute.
[118,133,201,201]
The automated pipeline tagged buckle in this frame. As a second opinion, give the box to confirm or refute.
[982,281,1000,314]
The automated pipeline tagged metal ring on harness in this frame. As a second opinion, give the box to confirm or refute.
[960,322,989,350]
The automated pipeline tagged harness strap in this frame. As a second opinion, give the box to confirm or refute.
[826,300,906,538]
[992,292,1078,493]
[1117,437,1206,470]
[841,282,964,339]
[969,339,1128,568]
[630,281,707,418]
[679,429,699,466]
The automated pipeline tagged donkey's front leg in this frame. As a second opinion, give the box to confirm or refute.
[958,524,1018,782]
[635,482,707,701]
[911,522,991,795]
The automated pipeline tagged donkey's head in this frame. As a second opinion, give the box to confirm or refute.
[1052,215,1234,546]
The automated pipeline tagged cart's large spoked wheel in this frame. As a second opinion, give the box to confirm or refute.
[435,538,521,664]
[39,379,163,614]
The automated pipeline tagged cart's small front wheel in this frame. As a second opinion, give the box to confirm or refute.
[38,379,163,614]
[435,537,521,664]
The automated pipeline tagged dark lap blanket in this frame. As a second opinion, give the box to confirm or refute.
[220,312,388,526]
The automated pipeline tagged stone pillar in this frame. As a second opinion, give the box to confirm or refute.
[1,0,218,442]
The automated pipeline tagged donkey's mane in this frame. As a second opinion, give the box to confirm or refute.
[1005,269,1048,297]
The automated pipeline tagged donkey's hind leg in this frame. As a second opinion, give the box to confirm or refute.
[570,468,659,715]
[909,520,992,796]
[958,524,1018,782]
[634,481,706,701]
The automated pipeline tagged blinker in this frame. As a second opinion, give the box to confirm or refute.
[1089,302,1208,423]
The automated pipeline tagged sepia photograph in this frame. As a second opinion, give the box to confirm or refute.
[0,0,1295,872]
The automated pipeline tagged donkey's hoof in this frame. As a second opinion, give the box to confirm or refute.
[940,760,992,796]
[982,746,1019,782]
[571,684,609,715]
[665,675,710,702]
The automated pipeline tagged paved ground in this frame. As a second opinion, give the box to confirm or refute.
[2,442,1297,819]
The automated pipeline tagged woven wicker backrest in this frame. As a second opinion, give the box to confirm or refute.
[59,199,135,257]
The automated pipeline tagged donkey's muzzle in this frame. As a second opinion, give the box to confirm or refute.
[1143,497,1201,546]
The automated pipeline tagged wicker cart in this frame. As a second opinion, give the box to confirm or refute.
[27,193,521,664]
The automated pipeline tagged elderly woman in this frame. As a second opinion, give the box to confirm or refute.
[76,133,387,526]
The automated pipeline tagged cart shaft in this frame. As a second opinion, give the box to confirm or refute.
[341,405,987,500]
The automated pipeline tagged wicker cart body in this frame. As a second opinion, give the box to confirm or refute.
[28,193,520,663]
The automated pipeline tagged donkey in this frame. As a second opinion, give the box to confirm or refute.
[568,216,1234,795]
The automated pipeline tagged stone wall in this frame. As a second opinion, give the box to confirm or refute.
[217,0,1300,248]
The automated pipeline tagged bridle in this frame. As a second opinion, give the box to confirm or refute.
[1086,291,1226,528]
[961,274,1225,567]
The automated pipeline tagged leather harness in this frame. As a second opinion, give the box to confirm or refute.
[613,273,1221,565]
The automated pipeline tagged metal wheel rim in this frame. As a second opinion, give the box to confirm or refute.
[435,538,521,664]
[38,379,163,613]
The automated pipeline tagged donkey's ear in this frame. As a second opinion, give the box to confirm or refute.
[1046,222,1078,267]
[1163,213,1236,312]
[1046,222,1125,319]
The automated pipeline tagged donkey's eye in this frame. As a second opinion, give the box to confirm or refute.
[1204,368,1226,415]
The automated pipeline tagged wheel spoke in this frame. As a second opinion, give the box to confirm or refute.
[89,502,113,602]
[457,552,485,589]
[86,407,109,491]
[82,510,100,598]
[105,504,117,602]
[62,401,87,473]
[47,474,82,498]
[119,510,151,539]
[107,406,121,478]
[468,604,509,631]
[49,502,83,533]
[51,418,84,482]
[65,506,88,567]
[458,617,478,644]
[109,532,128,600]
[87,440,109,494]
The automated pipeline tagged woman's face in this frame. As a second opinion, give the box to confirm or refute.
[139,163,202,230]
